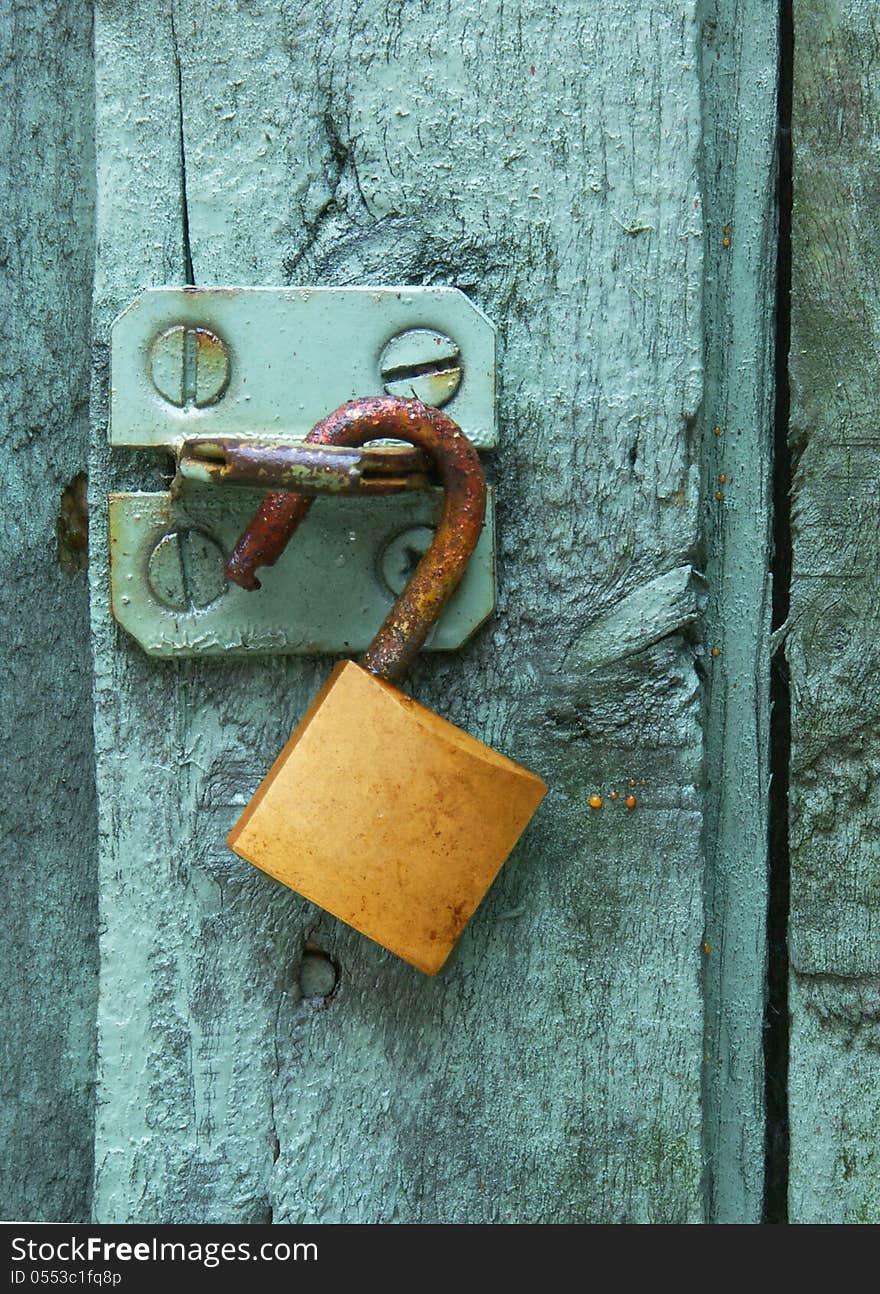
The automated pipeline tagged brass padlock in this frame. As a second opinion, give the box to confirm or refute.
[225,396,547,974]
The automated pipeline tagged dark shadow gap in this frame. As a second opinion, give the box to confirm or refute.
[171,9,195,286]
[763,0,794,1226]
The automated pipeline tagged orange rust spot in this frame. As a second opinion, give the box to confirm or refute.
[703,942,712,955]
[588,794,603,810]
[610,790,619,801]
[711,646,721,658]
[626,794,636,810]
[195,327,223,354]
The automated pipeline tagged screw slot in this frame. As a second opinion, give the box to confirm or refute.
[379,328,461,407]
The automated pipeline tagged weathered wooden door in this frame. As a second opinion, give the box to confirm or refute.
[11,0,875,1227]
[81,0,776,1223]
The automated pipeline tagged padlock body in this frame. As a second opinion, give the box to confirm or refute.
[228,660,547,974]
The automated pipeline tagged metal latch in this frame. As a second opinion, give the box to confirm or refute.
[108,287,497,657]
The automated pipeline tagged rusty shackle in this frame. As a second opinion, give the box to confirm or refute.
[225,395,487,685]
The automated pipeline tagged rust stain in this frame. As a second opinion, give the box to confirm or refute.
[194,326,223,356]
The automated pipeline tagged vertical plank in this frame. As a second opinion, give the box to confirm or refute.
[89,0,764,1221]
[698,0,777,1222]
[89,3,288,1221]
[0,2,97,1220]
[789,0,880,1222]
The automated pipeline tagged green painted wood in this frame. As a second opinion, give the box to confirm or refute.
[698,0,777,1224]
[789,0,880,1223]
[0,3,97,1221]
[84,0,780,1223]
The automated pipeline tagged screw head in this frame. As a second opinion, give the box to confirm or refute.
[379,526,434,595]
[379,328,461,407]
[147,528,228,610]
[149,325,230,408]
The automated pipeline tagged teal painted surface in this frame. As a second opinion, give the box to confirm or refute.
[789,0,880,1223]
[0,0,784,1225]
[0,2,97,1220]
[697,0,777,1222]
[89,0,715,1222]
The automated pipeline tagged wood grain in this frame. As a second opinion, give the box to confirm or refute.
[0,2,97,1221]
[789,0,880,1222]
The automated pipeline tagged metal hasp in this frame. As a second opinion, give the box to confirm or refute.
[107,286,497,657]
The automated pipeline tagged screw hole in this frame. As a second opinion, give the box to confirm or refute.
[297,949,339,1003]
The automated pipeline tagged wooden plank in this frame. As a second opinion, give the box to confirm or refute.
[789,0,880,1222]
[89,0,766,1221]
[698,0,777,1222]
[88,3,283,1223]
[0,3,97,1220]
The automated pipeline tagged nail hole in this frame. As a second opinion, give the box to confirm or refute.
[56,472,88,573]
[298,949,339,1002]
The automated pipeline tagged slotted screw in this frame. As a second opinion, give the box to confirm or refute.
[150,325,230,408]
[147,528,229,610]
